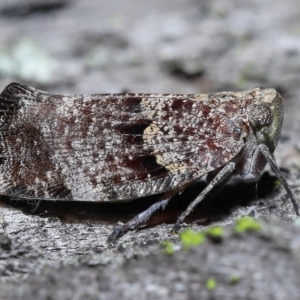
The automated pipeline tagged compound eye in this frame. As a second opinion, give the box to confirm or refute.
[249,104,273,127]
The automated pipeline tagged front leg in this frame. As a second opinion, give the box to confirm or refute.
[251,144,299,215]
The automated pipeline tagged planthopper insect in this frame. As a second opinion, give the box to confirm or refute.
[0,83,298,242]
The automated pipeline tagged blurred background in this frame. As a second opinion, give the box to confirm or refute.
[0,0,300,166]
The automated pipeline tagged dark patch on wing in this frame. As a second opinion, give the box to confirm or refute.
[171,98,194,111]
[114,120,152,144]
[123,155,169,180]
[201,105,212,118]
[114,120,152,135]
[47,184,72,199]
[171,99,184,110]
[121,97,143,113]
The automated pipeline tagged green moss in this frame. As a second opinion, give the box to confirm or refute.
[206,226,224,238]
[179,229,205,250]
[162,241,175,255]
[206,278,217,290]
[274,179,281,190]
[234,216,261,233]
[228,275,239,284]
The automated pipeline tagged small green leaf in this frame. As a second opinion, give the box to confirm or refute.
[234,216,261,233]
[206,278,217,290]
[179,229,205,250]
[162,241,175,255]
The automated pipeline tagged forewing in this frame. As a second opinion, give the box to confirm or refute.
[0,83,245,201]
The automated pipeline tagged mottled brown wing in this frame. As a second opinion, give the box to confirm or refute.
[0,83,245,201]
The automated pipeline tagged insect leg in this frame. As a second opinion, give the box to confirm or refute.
[107,195,174,244]
[251,144,299,215]
[206,168,233,198]
[173,162,236,232]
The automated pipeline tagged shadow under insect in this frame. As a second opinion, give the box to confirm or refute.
[0,172,279,227]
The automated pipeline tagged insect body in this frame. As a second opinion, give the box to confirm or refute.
[0,83,298,242]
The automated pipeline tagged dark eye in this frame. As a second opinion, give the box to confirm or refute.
[249,104,273,127]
